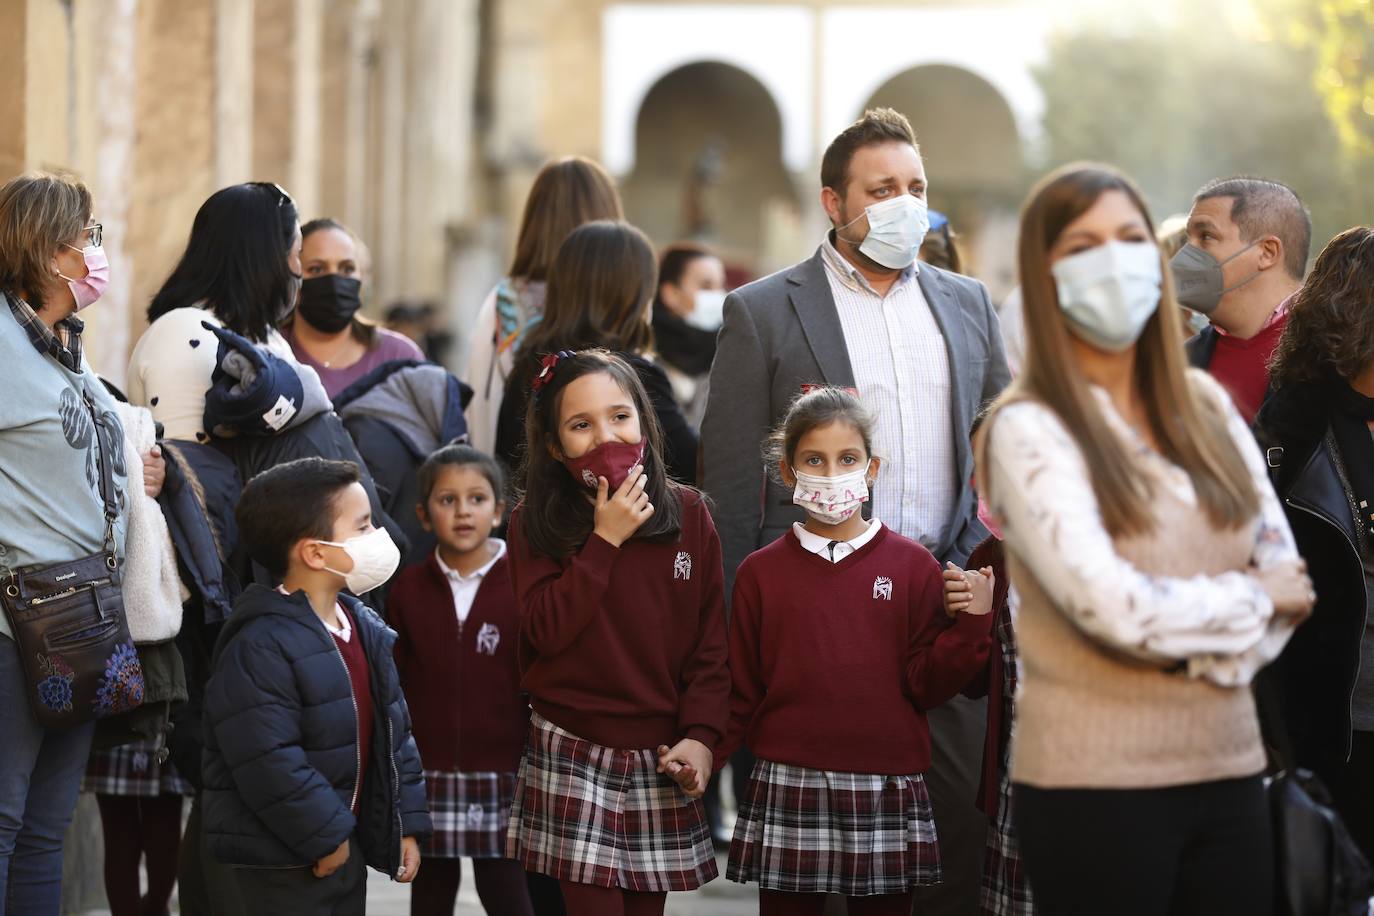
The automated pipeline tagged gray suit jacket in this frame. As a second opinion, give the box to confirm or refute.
[701,247,1012,595]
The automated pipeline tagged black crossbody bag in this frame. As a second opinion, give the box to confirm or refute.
[1,387,144,729]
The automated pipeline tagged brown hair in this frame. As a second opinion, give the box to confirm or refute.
[985,163,1258,536]
[653,241,718,308]
[765,387,877,479]
[516,220,656,367]
[0,172,92,310]
[509,157,624,282]
[1269,227,1374,388]
[297,216,378,348]
[518,349,684,558]
[1194,176,1311,280]
[820,108,919,197]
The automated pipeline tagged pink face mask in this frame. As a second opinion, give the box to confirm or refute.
[977,495,1004,541]
[562,440,646,492]
[57,244,109,312]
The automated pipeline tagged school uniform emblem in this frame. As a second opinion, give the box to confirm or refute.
[873,576,893,601]
[475,622,501,656]
[673,551,692,580]
[466,803,485,827]
[581,469,597,487]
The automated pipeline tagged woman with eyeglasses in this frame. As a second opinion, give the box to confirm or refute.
[0,172,134,916]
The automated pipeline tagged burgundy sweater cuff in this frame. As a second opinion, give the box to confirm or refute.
[683,725,720,748]
[945,607,996,643]
[580,532,619,572]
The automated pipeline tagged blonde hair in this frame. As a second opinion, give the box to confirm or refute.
[984,164,1258,536]
[0,172,92,309]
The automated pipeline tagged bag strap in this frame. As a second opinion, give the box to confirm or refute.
[81,387,119,560]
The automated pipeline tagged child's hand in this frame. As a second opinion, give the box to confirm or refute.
[962,565,997,617]
[943,562,972,616]
[396,836,421,883]
[313,838,350,878]
[593,465,654,548]
[656,739,712,798]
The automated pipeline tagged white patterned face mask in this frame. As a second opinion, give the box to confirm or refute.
[792,465,871,525]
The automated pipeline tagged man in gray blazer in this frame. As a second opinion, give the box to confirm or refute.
[702,108,1010,914]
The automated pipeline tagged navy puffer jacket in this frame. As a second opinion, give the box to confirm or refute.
[202,585,430,873]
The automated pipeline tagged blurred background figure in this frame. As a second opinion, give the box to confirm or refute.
[919,208,963,274]
[284,217,424,399]
[651,241,727,427]
[464,157,623,454]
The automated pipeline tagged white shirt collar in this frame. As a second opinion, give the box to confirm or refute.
[277,585,350,641]
[434,539,506,583]
[792,517,883,562]
[820,234,920,292]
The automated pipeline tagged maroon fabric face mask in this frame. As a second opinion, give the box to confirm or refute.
[562,440,646,491]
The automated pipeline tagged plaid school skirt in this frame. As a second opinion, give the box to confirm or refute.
[82,742,192,798]
[981,773,1035,916]
[727,758,942,896]
[505,712,717,892]
[424,769,518,859]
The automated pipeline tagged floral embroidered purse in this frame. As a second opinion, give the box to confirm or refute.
[1,387,144,729]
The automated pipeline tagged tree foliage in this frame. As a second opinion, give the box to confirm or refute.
[1035,0,1374,260]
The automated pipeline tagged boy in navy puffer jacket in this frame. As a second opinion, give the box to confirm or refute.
[203,457,431,913]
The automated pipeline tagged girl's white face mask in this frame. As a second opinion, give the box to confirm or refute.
[792,464,872,525]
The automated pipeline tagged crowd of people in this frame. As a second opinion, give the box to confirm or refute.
[0,103,1369,916]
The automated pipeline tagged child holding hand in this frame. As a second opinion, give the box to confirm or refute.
[505,349,729,916]
[721,387,996,916]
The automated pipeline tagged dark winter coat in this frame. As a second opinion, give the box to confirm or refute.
[201,585,430,874]
[1255,381,1368,778]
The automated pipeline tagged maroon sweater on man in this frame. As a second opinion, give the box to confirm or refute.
[390,552,528,773]
[720,525,994,775]
[1207,311,1288,423]
[507,490,729,751]
[331,607,373,813]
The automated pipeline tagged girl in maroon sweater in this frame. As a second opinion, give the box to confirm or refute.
[505,349,729,916]
[721,387,996,916]
[390,445,534,916]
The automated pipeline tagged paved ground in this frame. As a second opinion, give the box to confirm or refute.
[79,851,758,915]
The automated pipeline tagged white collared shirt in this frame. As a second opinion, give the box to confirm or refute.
[792,517,883,563]
[819,238,956,551]
[277,585,351,641]
[435,539,507,625]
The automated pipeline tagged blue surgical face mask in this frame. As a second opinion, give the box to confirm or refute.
[1051,240,1163,352]
[839,194,930,270]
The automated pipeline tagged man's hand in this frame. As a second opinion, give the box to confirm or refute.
[396,836,421,883]
[656,738,713,798]
[313,838,349,878]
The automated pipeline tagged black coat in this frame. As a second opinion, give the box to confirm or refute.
[1255,382,1369,777]
[201,586,430,873]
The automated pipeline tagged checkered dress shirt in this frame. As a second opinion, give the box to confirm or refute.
[6,293,84,371]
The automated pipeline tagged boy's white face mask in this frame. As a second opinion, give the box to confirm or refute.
[317,527,400,594]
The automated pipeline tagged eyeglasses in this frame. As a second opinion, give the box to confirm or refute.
[81,223,102,248]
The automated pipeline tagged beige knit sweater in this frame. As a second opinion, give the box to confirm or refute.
[988,375,1300,789]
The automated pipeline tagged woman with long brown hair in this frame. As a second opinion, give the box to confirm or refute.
[1255,226,1374,859]
[977,164,1313,914]
[465,157,623,453]
[495,220,698,485]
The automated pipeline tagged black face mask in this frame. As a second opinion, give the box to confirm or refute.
[297,274,362,333]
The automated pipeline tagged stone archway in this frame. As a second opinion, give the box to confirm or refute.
[621,61,797,274]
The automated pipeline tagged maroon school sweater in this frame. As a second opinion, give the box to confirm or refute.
[507,490,729,750]
[390,552,529,773]
[332,607,373,813]
[720,524,994,775]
